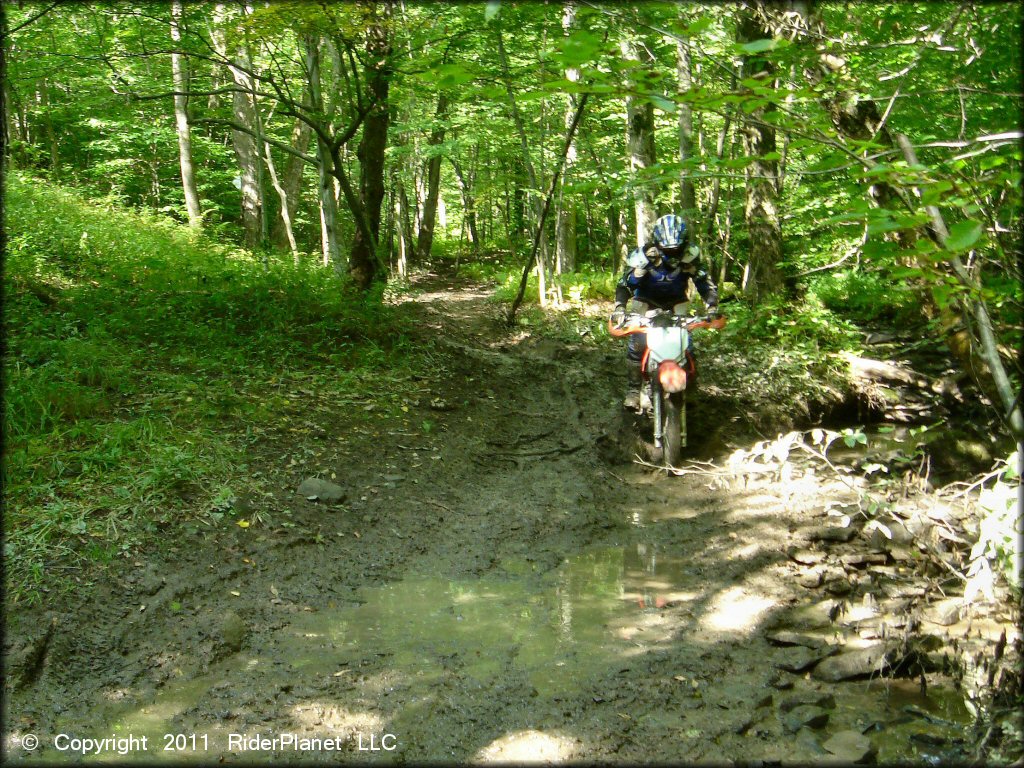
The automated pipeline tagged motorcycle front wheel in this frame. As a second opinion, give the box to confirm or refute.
[661,390,686,466]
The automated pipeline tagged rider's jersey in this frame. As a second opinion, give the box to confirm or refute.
[615,259,718,310]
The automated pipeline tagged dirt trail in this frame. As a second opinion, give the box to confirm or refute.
[3,276,995,764]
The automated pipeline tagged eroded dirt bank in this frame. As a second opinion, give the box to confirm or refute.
[4,277,1020,764]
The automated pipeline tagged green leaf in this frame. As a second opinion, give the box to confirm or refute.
[484,0,500,22]
[739,38,779,54]
[944,220,983,252]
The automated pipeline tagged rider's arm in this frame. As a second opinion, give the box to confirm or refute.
[693,269,719,310]
[615,269,641,306]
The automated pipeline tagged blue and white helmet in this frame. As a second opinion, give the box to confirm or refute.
[652,214,688,257]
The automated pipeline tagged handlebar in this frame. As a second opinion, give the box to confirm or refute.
[607,311,727,338]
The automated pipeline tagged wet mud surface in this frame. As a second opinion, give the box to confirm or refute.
[3,277,1010,764]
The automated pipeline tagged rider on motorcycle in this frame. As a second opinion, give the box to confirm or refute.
[611,214,719,410]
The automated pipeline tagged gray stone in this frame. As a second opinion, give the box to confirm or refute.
[824,576,854,596]
[822,730,877,763]
[799,570,824,588]
[297,478,346,503]
[812,644,891,682]
[779,692,836,713]
[810,524,858,543]
[782,705,830,733]
[765,631,828,650]
[774,647,826,673]
[788,547,825,565]
[922,598,961,626]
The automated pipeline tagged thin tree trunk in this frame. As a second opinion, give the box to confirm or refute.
[555,2,579,278]
[508,93,590,324]
[451,155,479,252]
[676,17,697,226]
[416,89,449,261]
[38,79,58,179]
[270,116,311,252]
[304,36,342,271]
[170,1,202,229]
[620,34,657,246]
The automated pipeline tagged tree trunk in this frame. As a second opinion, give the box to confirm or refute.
[348,4,392,290]
[555,2,579,276]
[304,36,342,271]
[170,1,202,229]
[416,89,449,261]
[676,14,697,228]
[38,79,59,179]
[270,116,311,252]
[737,5,784,303]
[213,4,263,249]
[451,155,479,253]
[620,34,657,246]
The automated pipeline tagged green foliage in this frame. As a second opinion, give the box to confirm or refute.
[807,269,920,325]
[967,451,1022,599]
[2,174,416,603]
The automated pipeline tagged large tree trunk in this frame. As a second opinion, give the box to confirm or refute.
[212,4,263,250]
[620,34,657,246]
[416,89,449,261]
[348,4,392,290]
[737,4,784,303]
[170,1,202,229]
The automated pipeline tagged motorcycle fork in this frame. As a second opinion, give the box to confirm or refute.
[650,379,664,448]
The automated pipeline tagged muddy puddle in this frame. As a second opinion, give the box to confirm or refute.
[26,534,975,764]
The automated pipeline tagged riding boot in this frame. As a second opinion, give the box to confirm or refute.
[623,363,643,410]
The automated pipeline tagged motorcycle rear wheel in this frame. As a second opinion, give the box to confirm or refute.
[662,390,686,466]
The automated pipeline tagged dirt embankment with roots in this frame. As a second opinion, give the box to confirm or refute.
[4,275,1020,765]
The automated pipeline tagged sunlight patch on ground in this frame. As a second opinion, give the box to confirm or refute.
[701,587,778,634]
[474,729,579,763]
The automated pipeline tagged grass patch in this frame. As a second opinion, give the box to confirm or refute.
[2,173,422,603]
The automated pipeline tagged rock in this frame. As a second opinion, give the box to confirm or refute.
[824,576,854,596]
[795,728,829,755]
[840,553,888,567]
[765,631,828,650]
[922,598,961,626]
[812,644,892,682]
[767,672,794,690]
[220,611,246,653]
[774,646,828,673]
[822,730,878,763]
[810,524,858,543]
[799,570,824,588]
[779,692,836,712]
[297,478,346,503]
[788,547,825,565]
[782,705,830,733]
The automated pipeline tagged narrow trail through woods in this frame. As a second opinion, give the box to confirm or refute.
[6,275,987,764]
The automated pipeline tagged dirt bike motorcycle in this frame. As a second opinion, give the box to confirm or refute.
[609,308,726,466]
